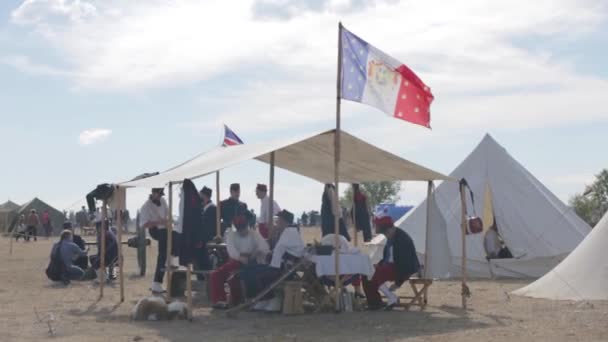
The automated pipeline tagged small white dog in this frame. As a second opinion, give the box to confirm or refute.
[131,296,188,321]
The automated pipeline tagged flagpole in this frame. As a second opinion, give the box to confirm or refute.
[333,21,343,312]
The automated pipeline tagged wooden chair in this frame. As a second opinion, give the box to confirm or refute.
[396,278,432,310]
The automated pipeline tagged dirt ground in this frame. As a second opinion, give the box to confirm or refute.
[1,231,607,342]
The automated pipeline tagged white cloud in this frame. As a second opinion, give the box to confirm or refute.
[0,55,72,77]
[78,128,112,145]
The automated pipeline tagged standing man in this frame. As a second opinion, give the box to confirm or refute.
[26,209,40,242]
[220,183,249,237]
[352,184,373,242]
[363,216,420,310]
[139,188,170,294]
[195,186,216,279]
[76,206,88,231]
[42,210,52,238]
[255,184,280,239]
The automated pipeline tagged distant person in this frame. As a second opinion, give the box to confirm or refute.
[352,183,373,242]
[76,206,89,230]
[42,209,53,238]
[194,186,216,279]
[48,229,88,282]
[484,219,512,259]
[15,214,27,241]
[25,209,40,241]
[320,184,350,241]
[255,183,280,239]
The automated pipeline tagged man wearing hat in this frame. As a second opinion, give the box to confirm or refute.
[363,215,420,310]
[209,215,269,309]
[140,188,170,294]
[270,209,305,269]
[255,184,281,239]
[194,186,216,279]
[219,183,249,236]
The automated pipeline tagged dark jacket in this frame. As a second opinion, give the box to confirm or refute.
[384,228,420,286]
[321,191,350,241]
[220,198,249,235]
[198,202,217,244]
[179,179,202,266]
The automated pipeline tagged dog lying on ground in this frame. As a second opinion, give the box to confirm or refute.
[131,296,188,321]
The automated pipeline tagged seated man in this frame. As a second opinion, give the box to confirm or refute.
[64,222,88,270]
[484,219,512,259]
[363,216,420,310]
[88,220,119,282]
[49,229,88,282]
[209,215,269,309]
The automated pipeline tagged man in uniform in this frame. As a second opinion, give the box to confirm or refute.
[219,183,249,236]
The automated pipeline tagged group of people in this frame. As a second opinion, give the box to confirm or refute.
[15,209,55,241]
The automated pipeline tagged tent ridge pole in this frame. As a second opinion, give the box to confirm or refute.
[166,182,174,300]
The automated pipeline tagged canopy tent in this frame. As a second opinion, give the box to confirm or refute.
[396,134,591,279]
[121,129,452,187]
[513,211,608,300]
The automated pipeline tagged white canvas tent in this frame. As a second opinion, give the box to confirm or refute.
[513,211,608,300]
[396,134,591,279]
[122,129,452,187]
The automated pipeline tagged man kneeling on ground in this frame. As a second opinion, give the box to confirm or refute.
[363,216,420,310]
[50,229,89,281]
[209,215,269,309]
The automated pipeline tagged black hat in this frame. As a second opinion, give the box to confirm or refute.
[200,186,212,198]
[277,209,294,225]
[230,183,240,191]
[152,188,165,196]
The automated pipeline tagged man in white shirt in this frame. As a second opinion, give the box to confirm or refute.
[209,215,269,309]
[256,184,280,239]
[139,188,170,294]
[270,210,304,269]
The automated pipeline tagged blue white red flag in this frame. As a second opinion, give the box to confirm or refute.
[222,125,244,146]
[340,26,434,128]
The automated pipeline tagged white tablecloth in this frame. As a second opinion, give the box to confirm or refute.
[311,253,374,278]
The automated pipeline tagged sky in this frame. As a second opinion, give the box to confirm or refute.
[0,0,606,217]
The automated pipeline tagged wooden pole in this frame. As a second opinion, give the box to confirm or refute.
[268,152,275,238]
[215,172,221,239]
[166,183,174,300]
[352,184,358,247]
[8,214,13,255]
[333,22,344,311]
[117,206,125,302]
[99,201,107,300]
[459,181,468,309]
[424,181,433,278]
[186,263,193,321]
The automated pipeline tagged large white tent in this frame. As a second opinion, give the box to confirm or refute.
[396,134,591,279]
[513,211,608,300]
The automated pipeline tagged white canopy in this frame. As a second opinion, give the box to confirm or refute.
[396,134,591,279]
[513,211,608,300]
[121,129,452,188]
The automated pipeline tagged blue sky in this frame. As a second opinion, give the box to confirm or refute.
[0,0,606,216]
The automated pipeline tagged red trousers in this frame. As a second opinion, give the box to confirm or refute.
[258,223,269,239]
[363,263,397,306]
[209,259,243,305]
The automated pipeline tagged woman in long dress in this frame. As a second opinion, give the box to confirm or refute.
[320,184,350,241]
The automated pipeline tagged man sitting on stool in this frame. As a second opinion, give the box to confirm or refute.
[363,215,420,310]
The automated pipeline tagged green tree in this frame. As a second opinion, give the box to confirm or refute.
[569,169,608,227]
[339,181,401,211]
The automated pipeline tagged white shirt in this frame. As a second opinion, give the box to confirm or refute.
[484,229,501,256]
[226,229,270,262]
[257,196,280,224]
[270,226,305,268]
[140,198,169,230]
[320,234,354,253]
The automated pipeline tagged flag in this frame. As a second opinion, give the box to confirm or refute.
[222,125,244,146]
[340,26,434,128]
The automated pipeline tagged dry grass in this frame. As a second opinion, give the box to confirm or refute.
[1,236,607,342]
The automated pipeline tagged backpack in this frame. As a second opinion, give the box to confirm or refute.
[46,242,67,282]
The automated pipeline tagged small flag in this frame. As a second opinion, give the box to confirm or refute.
[340,26,434,128]
[222,125,244,146]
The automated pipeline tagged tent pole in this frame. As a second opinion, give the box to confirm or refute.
[8,214,13,255]
[215,172,221,239]
[99,200,107,300]
[424,181,433,279]
[186,263,193,321]
[166,182,174,300]
[333,22,344,311]
[268,152,275,239]
[117,206,125,302]
[352,184,358,247]
[459,181,468,309]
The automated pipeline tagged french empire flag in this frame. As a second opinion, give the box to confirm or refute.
[340,26,434,128]
[222,125,244,146]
